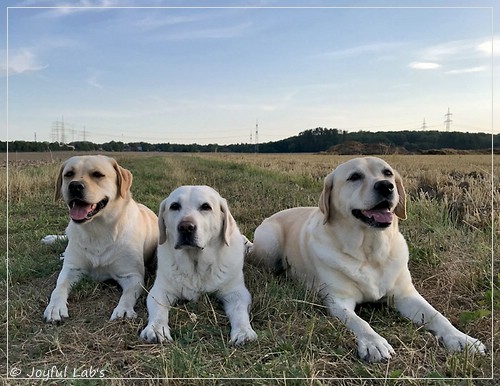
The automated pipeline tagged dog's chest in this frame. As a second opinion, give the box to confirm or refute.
[341,247,406,302]
[170,257,230,299]
[66,227,124,272]
[349,261,393,301]
[320,231,407,301]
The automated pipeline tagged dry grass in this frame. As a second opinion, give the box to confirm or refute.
[2,151,498,385]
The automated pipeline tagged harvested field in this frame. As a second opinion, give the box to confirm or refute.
[2,151,498,385]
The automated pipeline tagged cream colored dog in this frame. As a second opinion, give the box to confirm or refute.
[44,155,158,322]
[249,157,486,362]
[140,185,257,345]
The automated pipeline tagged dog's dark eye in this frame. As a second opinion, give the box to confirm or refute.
[383,169,393,177]
[200,203,212,211]
[348,172,363,181]
[93,171,105,178]
[170,202,181,211]
[64,171,74,178]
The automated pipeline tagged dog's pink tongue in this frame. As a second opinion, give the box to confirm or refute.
[70,203,94,221]
[361,209,393,223]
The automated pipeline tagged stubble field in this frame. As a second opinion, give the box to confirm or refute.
[1,151,498,385]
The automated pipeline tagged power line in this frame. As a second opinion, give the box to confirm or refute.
[45,113,488,145]
[421,118,427,131]
[60,116,66,144]
[444,107,453,132]
[255,119,259,153]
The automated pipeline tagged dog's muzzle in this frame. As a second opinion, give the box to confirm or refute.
[69,199,108,223]
[175,220,202,249]
[67,181,108,223]
[68,181,85,199]
[352,180,396,228]
[374,180,394,198]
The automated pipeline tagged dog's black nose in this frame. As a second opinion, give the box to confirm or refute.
[178,221,196,234]
[374,180,394,198]
[68,181,85,196]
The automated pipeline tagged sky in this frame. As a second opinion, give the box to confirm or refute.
[1,0,499,145]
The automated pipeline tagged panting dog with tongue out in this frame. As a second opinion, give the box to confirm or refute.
[248,156,486,363]
[44,155,158,323]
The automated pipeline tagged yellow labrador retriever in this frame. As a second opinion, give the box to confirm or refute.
[44,155,158,322]
[249,157,486,362]
[140,185,257,345]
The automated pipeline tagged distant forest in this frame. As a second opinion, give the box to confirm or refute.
[2,128,498,154]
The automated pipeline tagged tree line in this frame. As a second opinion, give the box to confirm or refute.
[2,128,498,154]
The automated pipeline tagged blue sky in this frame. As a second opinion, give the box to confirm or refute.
[2,1,499,145]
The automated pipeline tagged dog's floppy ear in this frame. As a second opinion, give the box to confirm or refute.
[319,172,334,224]
[158,200,168,245]
[112,160,133,198]
[220,197,236,246]
[54,161,66,202]
[394,171,407,220]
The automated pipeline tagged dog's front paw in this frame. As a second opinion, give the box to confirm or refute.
[41,235,68,245]
[44,302,69,323]
[242,235,253,256]
[140,323,173,344]
[440,333,486,355]
[110,305,137,320]
[357,334,395,363]
[230,325,258,346]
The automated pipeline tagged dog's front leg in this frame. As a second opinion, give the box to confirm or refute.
[220,284,257,345]
[44,265,83,323]
[110,273,144,320]
[394,290,486,355]
[325,297,395,362]
[140,284,176,343]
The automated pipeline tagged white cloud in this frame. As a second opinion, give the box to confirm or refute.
[133,14,209,31]
[86,71,104,89]
[320,42,404,59]
[33,0,126,18]
[420,39,481,61]
[3,49,47,75]
[418,36,499,63]
[409,62,441,70]
[445,66,488,74]
[156,22,254,41]
[477,37,500,56]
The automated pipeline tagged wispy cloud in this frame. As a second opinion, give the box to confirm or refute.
[409,62,441,70]
[476,37,500,56]
[133,14,210,31]
[32,0,125,18]
[445,66,488,75]
[156,21,254,41]
[319,42,404,59]
[2,37,79,77]
[419,37,496,61]
[2,48,47,75]
[409,36,495,72]
[86,70,104,89]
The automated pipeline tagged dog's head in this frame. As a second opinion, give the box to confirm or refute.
[319,157,406,228]
[158,185,237,250]
[55,155,133,224]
